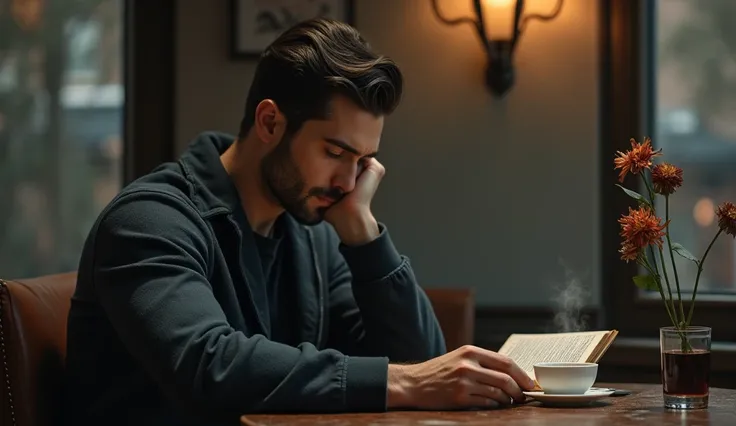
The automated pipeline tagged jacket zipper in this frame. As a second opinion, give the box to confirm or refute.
[306,228,325,349]
[228,217,268,334]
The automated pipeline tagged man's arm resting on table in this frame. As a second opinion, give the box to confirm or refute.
[324,222,446,361]
[91,191,390,416]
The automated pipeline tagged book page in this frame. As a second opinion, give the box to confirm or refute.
[589,329,618,363]
[497,331,609,380]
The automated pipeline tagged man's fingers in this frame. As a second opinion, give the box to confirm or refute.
[466,382,514,406]
[359,158,385,182]
[473,349,535,391]
[353,158,384,199]
[464,395,501,409]
[469,367,526,403]
[364,157,385,175]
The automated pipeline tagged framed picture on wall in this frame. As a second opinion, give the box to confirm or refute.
[230,0,354,59]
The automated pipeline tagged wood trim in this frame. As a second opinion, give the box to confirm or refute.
[123,0,177,183]
[598,0,736,341]
[599,0,644,337]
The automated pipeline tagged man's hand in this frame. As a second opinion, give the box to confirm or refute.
[324,158,384,246]
[386,345,536,410]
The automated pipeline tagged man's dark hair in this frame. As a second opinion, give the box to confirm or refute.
[238,18,403,138]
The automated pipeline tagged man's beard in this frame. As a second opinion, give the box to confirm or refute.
[260,135,343,225]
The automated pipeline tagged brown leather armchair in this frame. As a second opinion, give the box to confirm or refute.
[423,288,476,351]
[0,271,474,426]
[0,272,77,426]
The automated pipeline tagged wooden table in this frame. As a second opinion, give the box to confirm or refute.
[240,383,736,425]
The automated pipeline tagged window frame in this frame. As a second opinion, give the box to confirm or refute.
[600,0,736,342]
[123,0,177,184]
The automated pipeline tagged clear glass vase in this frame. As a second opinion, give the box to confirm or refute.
[660,326,711,409]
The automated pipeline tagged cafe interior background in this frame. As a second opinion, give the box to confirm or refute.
[1,0,735,391]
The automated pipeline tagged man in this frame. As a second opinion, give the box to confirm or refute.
[64,18,535,425]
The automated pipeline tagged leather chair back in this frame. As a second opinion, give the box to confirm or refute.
[424,288,475,351]
[0,272,77,426]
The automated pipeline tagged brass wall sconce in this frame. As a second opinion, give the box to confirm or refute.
[431,0,563,97]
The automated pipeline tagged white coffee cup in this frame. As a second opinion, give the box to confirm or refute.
[533,362,598,395]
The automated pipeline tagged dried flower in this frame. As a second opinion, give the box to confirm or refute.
[651,163,683,195]
[618,206,668,261]
[614,135,736,334]
[619,242,640,262]
[613,137,662,182]
[716,202,736,237]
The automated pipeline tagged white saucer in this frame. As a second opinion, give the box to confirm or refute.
[522,388,615,407]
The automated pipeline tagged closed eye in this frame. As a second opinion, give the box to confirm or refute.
[325,148,343,159]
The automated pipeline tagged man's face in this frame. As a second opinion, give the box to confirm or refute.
[261,95,384,225]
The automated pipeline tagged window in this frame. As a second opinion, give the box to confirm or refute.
[0,1,123,279]
[601,0,736,341]
[0,1,176,280]
[654,0,736,296]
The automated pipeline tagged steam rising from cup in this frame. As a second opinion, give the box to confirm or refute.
[551,258,591,333]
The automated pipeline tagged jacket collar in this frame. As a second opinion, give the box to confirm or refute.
[176,131,315,243]
[177,132,324,346]
[178,131,243,218]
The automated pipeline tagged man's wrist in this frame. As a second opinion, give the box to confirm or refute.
[337,212,379,246]
[386,364,413,409]
[338,222,403,284]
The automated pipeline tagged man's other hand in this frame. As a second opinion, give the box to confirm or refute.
[386,345,536,410]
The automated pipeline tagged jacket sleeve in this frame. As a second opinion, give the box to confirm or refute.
[91,190,389,418]
[324,223,447,362]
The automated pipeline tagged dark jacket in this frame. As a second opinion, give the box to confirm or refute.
[64,131,445,425]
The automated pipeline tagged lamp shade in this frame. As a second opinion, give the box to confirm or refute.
[480,0,517,41]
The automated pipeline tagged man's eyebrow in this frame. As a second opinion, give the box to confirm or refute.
[324,138,378,158]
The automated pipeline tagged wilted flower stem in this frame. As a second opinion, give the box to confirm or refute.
[642,172,655,201]
[664,195,685,325]
[641,175,677,323]
[640,246,691,351]
[637,255,677,327]
[656,248,677,319]
[686,228,722,326]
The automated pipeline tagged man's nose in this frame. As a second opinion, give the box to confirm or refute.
[333,162,359,193]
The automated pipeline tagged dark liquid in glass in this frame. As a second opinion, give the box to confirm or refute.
[662,350,710,396]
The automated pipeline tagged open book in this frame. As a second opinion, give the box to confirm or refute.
[497,330,619,390]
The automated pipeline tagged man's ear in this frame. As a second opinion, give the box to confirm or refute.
[254,99,286,145]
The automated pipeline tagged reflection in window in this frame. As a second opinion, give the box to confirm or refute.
[0,0,123,279]
[66,19,102,83]
[654,0,736,293]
